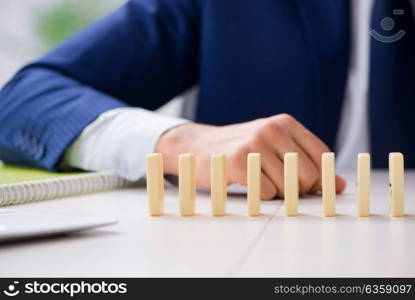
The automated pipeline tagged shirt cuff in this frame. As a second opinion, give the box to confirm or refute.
[62,107,189,180]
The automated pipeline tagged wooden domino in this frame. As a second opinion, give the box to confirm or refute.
[144,152,410,218]
[357,153,371,217]
[211,154,227,216]
[179,153,196,216]
[247,153,261,216]
[322,152,336,217]
[284,152,299,216]
[146,153,164,216]
[389,152,404,217]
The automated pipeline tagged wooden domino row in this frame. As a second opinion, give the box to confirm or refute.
[146,152,405,217]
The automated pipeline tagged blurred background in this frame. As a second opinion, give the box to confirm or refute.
[0,0,127,86]
[0,0,185,115]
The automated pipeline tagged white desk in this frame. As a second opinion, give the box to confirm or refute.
[1,171,414,277]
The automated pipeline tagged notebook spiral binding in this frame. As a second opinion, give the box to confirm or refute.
[0,172,134,206]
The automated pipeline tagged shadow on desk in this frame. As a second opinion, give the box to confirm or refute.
[0,229,118,248]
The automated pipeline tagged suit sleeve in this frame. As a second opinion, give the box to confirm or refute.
[0,0,200,170]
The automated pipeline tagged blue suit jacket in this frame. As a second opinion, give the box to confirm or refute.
[0,0,412,169]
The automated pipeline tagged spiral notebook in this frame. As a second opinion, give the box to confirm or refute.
[0,163,134,206]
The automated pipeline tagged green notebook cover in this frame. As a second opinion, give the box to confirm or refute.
[0,164,85,185]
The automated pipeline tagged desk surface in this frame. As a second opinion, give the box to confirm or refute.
[1,171,414,277]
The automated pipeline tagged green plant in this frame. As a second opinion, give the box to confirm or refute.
[36,0,122,50]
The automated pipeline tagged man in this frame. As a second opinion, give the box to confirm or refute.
[0,0,414,199]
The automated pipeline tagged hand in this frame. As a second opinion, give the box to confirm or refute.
[156,114,346,200]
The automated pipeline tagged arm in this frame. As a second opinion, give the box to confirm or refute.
[0,0,199,170]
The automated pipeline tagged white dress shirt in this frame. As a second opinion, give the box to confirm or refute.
[63,0,408,178]
[335,0,373,170]
[62,108,188,180]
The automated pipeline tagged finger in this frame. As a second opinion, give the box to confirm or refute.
[336,174,347,193]
[261,150,284,198]
[282,116,330,169]
[276,116,348,193]
[261,171,278,200]
[292,144,320,194]
[262,127,319,194]
[226,153,277,200]
[308,174,347,194]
